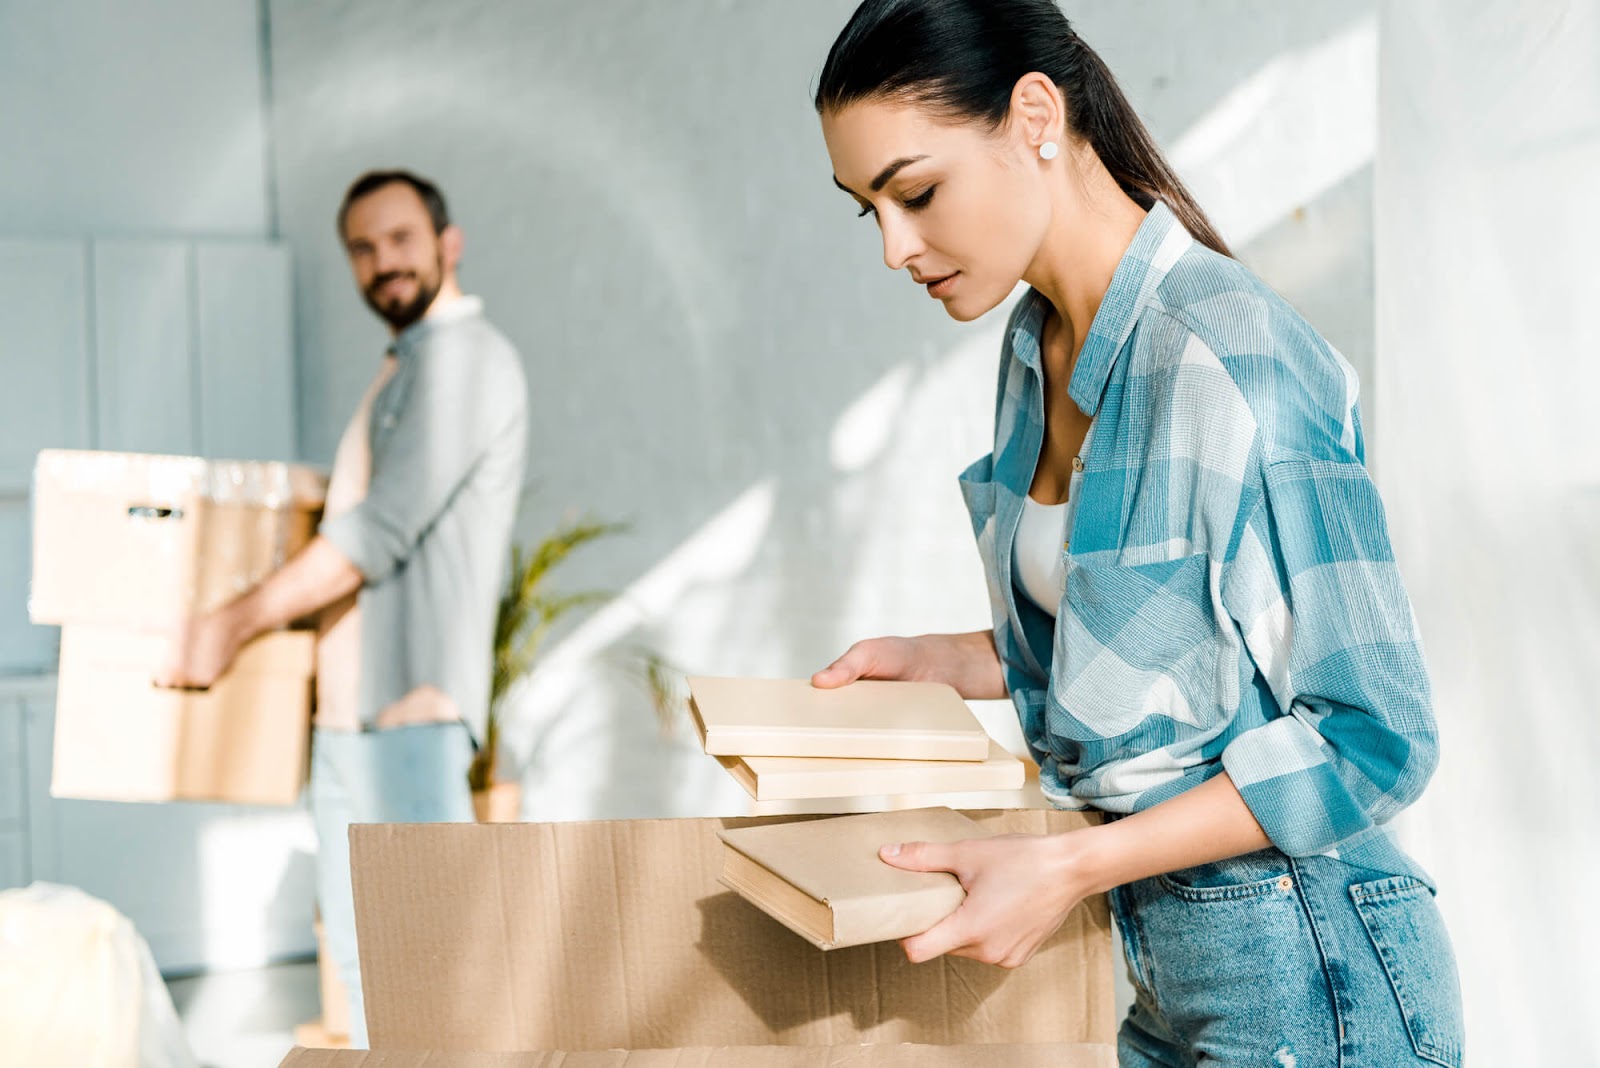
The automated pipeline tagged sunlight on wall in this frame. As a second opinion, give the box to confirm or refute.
[1171,13,1377,246]
[829,364,916,472]
[525,477,775,674]
[494,482,784,822]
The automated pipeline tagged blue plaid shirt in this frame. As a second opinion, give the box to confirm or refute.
[961,202,1436,884]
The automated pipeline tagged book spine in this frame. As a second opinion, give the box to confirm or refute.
[829,884,967,949]
[704,728,989,762]
[760,762,1025,801]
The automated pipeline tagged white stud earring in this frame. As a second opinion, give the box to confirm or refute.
[1039,141,1059,161]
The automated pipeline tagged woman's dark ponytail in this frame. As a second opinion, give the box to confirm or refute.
[816,0,1232,258]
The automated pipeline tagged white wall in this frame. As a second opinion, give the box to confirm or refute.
[265,0,1379,825]
[1377,1,1600,1062]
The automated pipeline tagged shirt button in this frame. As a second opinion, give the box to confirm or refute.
[1071,456,1085,472]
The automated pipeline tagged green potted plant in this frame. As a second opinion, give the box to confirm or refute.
[469,516,622,822]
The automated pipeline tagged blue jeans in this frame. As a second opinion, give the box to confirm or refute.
[1112,847,1464,1067]
[310,724,475,1047]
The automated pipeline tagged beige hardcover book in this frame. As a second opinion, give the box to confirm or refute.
[687,676,989,761]
[716,807,991,950]
[719,740,1025,801]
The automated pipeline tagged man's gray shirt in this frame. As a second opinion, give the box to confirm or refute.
[320,296,527,744]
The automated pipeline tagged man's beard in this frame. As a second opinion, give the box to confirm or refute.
[363,255,444,331]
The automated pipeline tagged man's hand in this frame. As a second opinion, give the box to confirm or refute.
[811,631,1007,701]
[879,831,1098,968]
[151,534,364,690]
[154,610,243,690]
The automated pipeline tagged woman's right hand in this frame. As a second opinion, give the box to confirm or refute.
[811,630,1007,701]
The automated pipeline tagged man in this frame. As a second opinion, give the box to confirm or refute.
[159,170,528,1045]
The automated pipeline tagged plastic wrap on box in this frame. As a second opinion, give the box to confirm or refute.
[29,449,327,630]
[0,882,200,1068]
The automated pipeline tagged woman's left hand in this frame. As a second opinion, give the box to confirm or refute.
[880,830,1098,968]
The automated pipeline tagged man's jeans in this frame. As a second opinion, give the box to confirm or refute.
[310,723,475,1047]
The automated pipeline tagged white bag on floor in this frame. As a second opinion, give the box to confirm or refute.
[0,882,198,1068]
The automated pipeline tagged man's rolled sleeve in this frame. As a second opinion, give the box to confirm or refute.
[319,505,396,582]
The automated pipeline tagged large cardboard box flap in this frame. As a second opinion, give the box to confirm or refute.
[30,448,326,629]
[279,1043,1117,1066]
[52,627,315,805]
[352,810,1114,1051]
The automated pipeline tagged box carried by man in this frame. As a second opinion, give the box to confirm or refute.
[30,448,325,630]
[30,448,325,806]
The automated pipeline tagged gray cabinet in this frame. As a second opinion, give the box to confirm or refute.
[0,687,29,888]
[0,235,300,678]
[0,231,311,973]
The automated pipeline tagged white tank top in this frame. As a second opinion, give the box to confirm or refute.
[1014,495,1070,614]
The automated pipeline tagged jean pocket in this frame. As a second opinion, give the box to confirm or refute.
[1156,848,1296,903]
[1351,876,1464,1067]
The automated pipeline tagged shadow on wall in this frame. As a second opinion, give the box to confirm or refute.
[264,0,1378,821]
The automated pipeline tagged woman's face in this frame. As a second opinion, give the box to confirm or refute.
[822,98,1050,322]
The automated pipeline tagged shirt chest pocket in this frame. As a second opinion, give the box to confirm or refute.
[1048,551,1229,740]
[957,454,997,537]
[369,371,413,454]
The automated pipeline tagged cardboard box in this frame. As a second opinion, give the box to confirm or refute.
[51,627,315,805]
[350,810,1115,1052]
[30,449,326,630]
[279,1043,1118,1066]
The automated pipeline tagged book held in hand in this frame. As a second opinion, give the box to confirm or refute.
[716,806,992,949]
[687,675,990,761]
[718,739,1025,801]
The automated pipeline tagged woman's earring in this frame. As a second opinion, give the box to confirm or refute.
[1039,141,1059,161]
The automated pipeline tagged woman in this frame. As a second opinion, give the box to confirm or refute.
[810,2,1464,1065]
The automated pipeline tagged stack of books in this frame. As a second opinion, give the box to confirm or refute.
[686,676,1031,949]
[685,675,1026,802]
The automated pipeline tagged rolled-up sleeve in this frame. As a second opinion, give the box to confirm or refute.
[321,341,519,583]
[1219,453,1438,858]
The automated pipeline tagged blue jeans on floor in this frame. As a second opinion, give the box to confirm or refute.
[1111,846,1464,1067]
[310,724,475,1047]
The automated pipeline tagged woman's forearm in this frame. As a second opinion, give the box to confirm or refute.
[1070,772,1272,895]
[936,628,1008,700]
